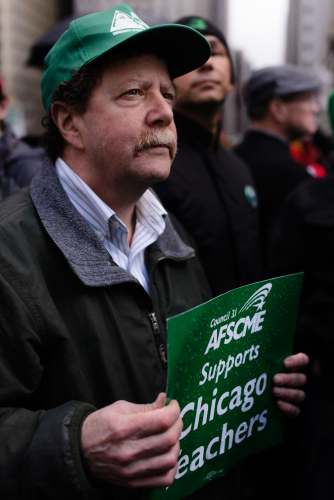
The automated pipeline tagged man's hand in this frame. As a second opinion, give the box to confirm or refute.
[272,352,309,417]
[81,393,182,489]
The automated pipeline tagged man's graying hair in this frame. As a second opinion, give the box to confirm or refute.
[41,62,103,162]
[41,43,165,162]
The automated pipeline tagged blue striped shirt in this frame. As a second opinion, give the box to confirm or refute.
[55,157,167,295]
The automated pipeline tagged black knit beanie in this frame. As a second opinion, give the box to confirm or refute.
[174,16,235,84]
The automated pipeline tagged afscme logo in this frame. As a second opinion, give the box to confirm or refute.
[239,284,272,313]
[204,283,272,356]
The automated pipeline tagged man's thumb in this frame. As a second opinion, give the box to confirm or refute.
[113,392,166,415]
[148,392,166,411]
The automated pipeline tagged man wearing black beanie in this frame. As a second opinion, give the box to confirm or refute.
[154,16,263,300]
[154,17,259,499]
[154,17,308,500]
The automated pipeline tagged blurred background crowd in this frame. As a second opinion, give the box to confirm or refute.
[0,1,334,500]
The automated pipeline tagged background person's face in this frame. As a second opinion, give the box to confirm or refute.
[174,35,234,109]
[283,91,319,138]
[76,53,177,187]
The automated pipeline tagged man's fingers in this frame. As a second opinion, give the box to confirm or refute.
[101,440,180,488]
[273,372,306,387]
[109,398,181,440]
[125,399,181,439]
[128,462,178,489]
[284,352,309,372]
[272,387,305,403]
[82,397,182,488]
[129,416,183,461]
[276,399,300,417]
[273,355,308,420]
[119,439,180,480]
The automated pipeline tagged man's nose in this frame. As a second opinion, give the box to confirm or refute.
[199,57,214,72]
[146,93,174,128]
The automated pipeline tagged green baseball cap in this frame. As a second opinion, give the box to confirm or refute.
[41,3,211,112]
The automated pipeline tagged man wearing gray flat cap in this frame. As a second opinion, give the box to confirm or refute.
[235,65,321,254]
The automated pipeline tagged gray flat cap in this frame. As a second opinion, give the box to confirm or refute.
[244,64,321,107]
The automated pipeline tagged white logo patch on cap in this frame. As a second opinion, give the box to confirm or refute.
[110,11,149,36]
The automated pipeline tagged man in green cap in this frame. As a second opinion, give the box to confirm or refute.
[0,6,213,499]
[0,4,307,499]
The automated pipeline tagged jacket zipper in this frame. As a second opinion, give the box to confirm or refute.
[148,312,168,369]
[147,254,195,370]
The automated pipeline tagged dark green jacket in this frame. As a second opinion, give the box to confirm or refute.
[0,161,212,499]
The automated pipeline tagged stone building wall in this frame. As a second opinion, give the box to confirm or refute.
[73,0,219,23]
[0,0,58,134]
[285,0,334,131]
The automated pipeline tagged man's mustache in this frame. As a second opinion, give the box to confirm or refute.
[133,130,177,160]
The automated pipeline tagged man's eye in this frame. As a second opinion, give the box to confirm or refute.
[211,51,226,57]
[163,93,174,101]
[125,89,141,96]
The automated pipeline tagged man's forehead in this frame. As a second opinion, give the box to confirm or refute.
[204,35,226,48]
[101,53,174,88]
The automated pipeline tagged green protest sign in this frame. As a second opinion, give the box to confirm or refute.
[145,274,303,500]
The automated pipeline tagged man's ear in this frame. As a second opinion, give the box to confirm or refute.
[0,96,10,122]
[268,98,287,124]
[51,101,85,151]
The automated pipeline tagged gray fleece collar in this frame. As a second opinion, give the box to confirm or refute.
[30,159,194,287]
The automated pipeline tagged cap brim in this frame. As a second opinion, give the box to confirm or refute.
[86,24,211,79]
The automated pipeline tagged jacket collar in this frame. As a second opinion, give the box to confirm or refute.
[30,159,194,287]
[174,111,220,152]
[246,128,289,147]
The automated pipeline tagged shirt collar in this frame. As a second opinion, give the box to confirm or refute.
[55,157,167,240]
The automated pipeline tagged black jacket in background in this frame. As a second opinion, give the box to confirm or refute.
[268,173,334,378]
[267,172,334,500]
[0,125,46,198]
[154,112,263,297]
[234,130,310,249]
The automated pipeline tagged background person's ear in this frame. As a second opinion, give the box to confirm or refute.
[51,101,85,151]
[268,98,287,124]
[0,96,10,122]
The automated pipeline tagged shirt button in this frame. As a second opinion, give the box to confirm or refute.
[96,230,103,239]
[111,220,120,229]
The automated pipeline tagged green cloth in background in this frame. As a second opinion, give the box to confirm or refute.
[328,88,334,134]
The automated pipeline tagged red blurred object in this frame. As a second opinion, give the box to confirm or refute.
[304,163,328,178]
[290,136,328,178]
[0,73,4,95]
